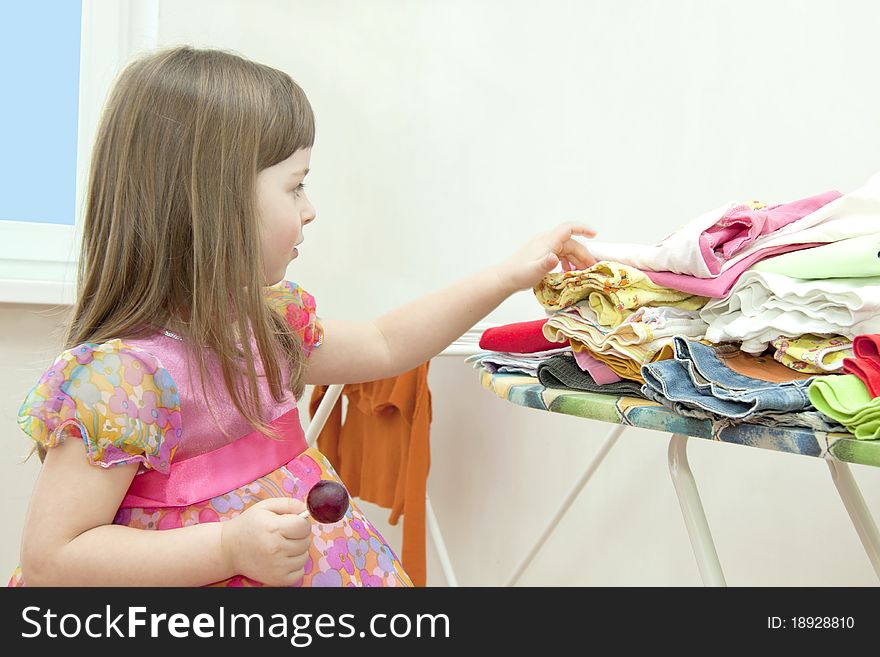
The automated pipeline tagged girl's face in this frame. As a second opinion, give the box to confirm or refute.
[256,147,315,285]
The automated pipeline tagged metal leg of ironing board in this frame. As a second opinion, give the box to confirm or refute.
[505,424,627,587]
[826,459,880,581]
[304,384,345,448]
[667,433,726,586]
[426,494,459,586]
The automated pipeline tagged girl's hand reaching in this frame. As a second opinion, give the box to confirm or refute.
[220,497,313,586]
[496,222,598,293]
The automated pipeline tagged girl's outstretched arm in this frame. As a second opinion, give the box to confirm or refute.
[305,223,595,385]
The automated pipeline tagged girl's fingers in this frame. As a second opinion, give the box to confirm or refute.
[277,514,312,541]
[539,224,599,274]
[578,250,598,268]
[563,240,596,269]
[279,536,312,559]
[285,551,310,571]
[555,223,596,239]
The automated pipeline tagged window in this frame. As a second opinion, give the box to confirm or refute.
[0,0,158,305]
[1,2,82,227]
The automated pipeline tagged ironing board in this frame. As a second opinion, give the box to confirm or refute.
[478,368,880,586]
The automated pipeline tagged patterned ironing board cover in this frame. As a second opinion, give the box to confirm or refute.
[478,369,880,468]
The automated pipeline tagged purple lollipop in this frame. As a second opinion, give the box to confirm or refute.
[299,480,350,524]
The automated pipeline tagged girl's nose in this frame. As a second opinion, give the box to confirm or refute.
[302,201,316,225]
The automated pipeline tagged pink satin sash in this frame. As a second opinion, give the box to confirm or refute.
[120,407,308,508]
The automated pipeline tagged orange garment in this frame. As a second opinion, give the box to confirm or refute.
[308,362,432,586]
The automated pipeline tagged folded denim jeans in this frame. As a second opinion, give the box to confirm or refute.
[641,336,814,420]
[641,386,844,432]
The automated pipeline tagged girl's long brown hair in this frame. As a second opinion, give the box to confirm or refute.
[65,46,315,442]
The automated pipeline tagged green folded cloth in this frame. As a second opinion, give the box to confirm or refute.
[808,374,880,439]
[753,233,880,280]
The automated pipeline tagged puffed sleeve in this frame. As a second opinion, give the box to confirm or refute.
[16,340,182,473]
[264,280,325,358]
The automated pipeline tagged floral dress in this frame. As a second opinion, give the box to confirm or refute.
[8,280,412,588]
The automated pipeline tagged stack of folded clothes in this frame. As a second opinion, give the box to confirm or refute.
[475,172,880,439]
[543,303,708,383]
[528,261,715,392]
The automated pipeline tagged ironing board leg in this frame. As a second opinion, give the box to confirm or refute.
[826,459,880,581]
[668,433,726,586]
[426,494,459,586]
[505,424,626,586]
[305,384,345,448]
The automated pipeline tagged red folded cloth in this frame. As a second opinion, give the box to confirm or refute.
[843,334,880,397]
[479,319,564,353]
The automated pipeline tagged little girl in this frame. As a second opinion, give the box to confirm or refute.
[9,46,596,587]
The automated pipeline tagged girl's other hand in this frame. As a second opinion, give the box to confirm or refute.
[220,497,313,586]
[496,222,598,292]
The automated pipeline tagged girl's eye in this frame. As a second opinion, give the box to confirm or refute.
[293,183,306,196]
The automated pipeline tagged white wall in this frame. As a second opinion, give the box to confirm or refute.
[3,0,879,585]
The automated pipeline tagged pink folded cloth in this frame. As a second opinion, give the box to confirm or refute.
[698,191,842,275]
[572,349,622,385]
[645,242,825,298]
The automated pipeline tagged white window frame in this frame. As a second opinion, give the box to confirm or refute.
[0,0,159,306]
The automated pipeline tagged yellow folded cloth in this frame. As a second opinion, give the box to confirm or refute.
[543,303,707,364]
[533,261,708,326]
[771,334,853,374]
[574,340,677,383]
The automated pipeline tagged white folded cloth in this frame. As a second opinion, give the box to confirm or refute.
[700,270,880,353]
